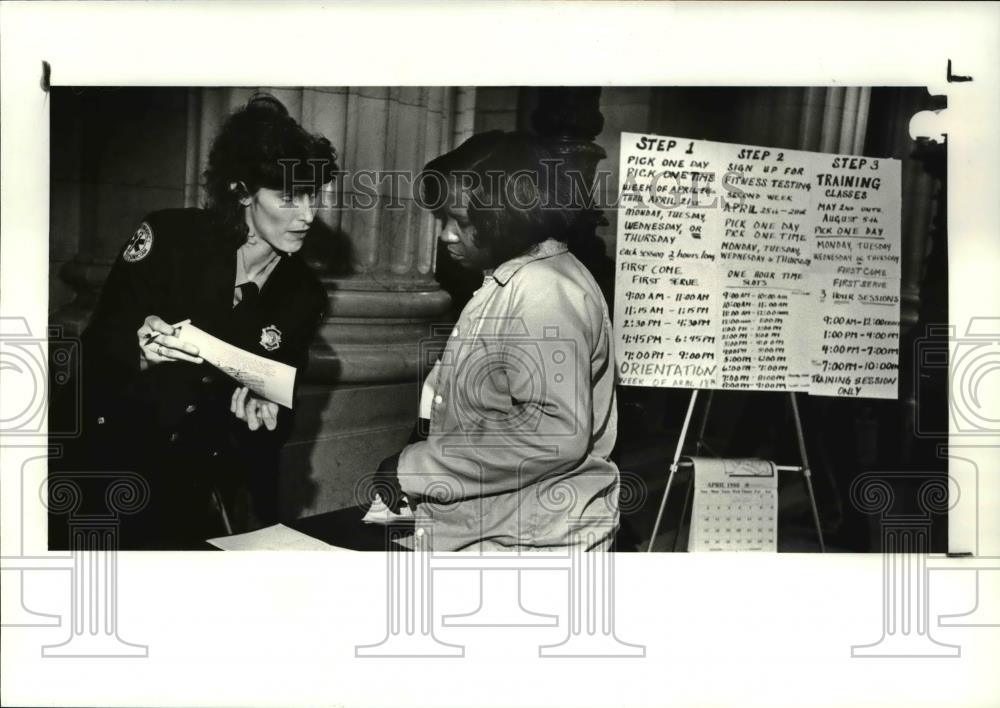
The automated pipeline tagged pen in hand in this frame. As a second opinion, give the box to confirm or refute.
[143,318,192,344]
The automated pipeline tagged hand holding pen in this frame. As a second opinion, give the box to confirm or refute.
[137,316,203,369]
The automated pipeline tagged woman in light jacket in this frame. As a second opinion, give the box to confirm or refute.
[377,131,620,552]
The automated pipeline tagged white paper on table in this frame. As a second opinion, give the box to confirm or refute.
[362,494,415,524]
[207,523,356,551]
[173,322,296,408]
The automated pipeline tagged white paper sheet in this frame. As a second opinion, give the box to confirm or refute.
[207,523,355,551]
[362,494,415,524]
[174,322,296,408]
[687,457,778,552]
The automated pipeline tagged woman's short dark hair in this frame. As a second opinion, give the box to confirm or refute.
[204,94,340,247]
[418,131,577,268]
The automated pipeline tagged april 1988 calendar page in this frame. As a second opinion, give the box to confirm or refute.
[688,458,778,552]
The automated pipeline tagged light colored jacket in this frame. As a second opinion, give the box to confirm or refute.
[398,239,620,551]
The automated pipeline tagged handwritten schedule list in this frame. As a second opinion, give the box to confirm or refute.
[613,132,901,399]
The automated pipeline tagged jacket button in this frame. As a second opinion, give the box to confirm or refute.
[169,432,179,443]
[201,375,213,384]
[96,416,105,425]
[185,404,197,414]
[433,395,443,405]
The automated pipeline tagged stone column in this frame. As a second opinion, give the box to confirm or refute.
[305,87,455,383]
[795,86,871,154]
[293,87,466,514]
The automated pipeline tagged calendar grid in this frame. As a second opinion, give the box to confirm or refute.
[688,458,778,552]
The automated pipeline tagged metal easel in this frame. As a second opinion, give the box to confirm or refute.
[646,390,825,553]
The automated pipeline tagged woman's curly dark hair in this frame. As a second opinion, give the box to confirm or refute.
[204,94,340,249]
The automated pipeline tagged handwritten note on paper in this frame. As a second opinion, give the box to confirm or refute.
[687,457,778,552]
[174,322,296,408]
[807,154,902,399]
[615,136,723,391]
[717,146,816,394]
[613,132,901,399]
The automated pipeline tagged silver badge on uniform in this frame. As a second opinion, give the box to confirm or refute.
[260,324,282,351]
[122,221,154,262]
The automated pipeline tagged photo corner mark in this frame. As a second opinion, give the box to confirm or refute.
[946,59,972,83]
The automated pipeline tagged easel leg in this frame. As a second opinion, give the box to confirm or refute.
[694,390,714,456]
[211,486,233,536]
[675,390,716,551]
[647,390,699,553]
[671,475,694,552]
[788,392,825,553]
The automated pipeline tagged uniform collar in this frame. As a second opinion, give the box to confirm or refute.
[489,239,568,286]
[235,245,281,290]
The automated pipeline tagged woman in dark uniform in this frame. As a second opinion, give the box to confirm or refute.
[59,95,336,549]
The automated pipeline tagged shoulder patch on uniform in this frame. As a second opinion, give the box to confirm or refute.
[122,222,154,263]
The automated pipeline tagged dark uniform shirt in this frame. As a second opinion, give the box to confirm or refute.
[62,208,326,549]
